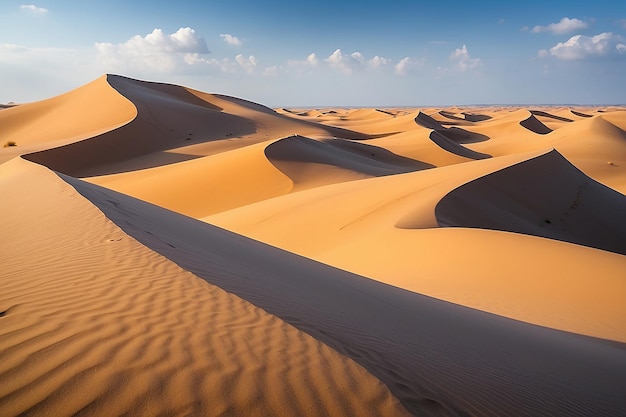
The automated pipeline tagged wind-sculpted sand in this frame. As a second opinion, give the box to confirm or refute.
[1,75,625,416]
[0,158,410,417]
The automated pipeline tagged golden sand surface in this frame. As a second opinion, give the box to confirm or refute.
[1,75,625,416]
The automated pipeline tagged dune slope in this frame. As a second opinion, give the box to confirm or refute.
[63,172,626,417]
[24,75,368,177]
[0,76,136,164]
[3,75,626,417]
[436,149,626,255]
[0,157,411,417]
[207,150,626,342]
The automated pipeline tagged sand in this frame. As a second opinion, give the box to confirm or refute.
[1,74,626,416]
[0,157,409,417]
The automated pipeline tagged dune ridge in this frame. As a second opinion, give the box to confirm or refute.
[0,76,136,164]
[61,171,626,417]
[264,135,434,190]
[24,75,368,177]
[436,149,626,254]
[0,157,411,417]
[206,149,626,342]
[2,74,626,417]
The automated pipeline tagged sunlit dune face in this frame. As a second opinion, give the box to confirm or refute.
[2,75,626,417]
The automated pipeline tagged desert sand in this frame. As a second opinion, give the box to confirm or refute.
[1,74,625,416]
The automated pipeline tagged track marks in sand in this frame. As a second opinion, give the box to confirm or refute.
[0,158,411,417]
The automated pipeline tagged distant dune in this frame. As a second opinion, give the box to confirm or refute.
[1,75,625,417]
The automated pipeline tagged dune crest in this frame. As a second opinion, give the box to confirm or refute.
[2,75,626,416]
[60,169,626,417]
[436,149,626,254]
[24,75,368,177]
[519,113,553,134]
[207,149,626,342]
[0,76,136,163]
[0,157,411,417]
[265,135,434,190]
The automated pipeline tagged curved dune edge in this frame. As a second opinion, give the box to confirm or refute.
[414,112,492,159]
[206,150,626,342]
[358,130,474,168]
[23,75,369,177]
[87,133,436,219]
[0,75,136,164]
[2,75,626,416]
[428,130,491,160]
[87,139,294,218]
[24,75,261,176]
[435,149,626,255]
[571,109,593,118]
[264,135,434,191]
[60,166,626,417]
[519,113,552,134]
[0,157,411,417]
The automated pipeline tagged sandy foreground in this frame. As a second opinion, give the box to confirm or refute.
[1,74,625,416]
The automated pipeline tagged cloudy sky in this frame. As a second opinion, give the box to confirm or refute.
[1,1,625,106]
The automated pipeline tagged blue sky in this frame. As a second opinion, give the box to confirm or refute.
[1,1,625,106]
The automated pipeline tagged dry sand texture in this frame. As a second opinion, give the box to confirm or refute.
[1,74,626,416]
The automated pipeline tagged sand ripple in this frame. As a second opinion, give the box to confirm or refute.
[0,158,410,417]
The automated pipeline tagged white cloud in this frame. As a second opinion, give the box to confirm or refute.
[220,33,242,46]
[547,32,626,59]
[350,52,365,64]
[325,49,351,73]
[449,45,482,71]
[368,55,390,67]
[532,17,588,35]
[306,53,318,66]
[95,27,209,73]
[184,53,259,75]
[537,49,549,58]
[184,54,238,73]
[324,49,390,74]
[263,66,283,76]
[20,4,47,14]
[235,54,257,74]
[394,57,423,75]
[288,53,318,67]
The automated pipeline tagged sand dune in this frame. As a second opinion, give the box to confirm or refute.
[0,157,410,417]
[428,130,491,159]
[519,112,553,134]
[265,135,434,190]
[25,75,367,177]
[86,134,434,217]
[358,130,474,167]
[87,139,293,218]
[571,109,593,118]
[464,111,626,194]
[282,107,422,135]
[61,171,626,417]
[206,149,626,341]
[0,76,135,164]
[437,149,626,254]
[2,75,626,416]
